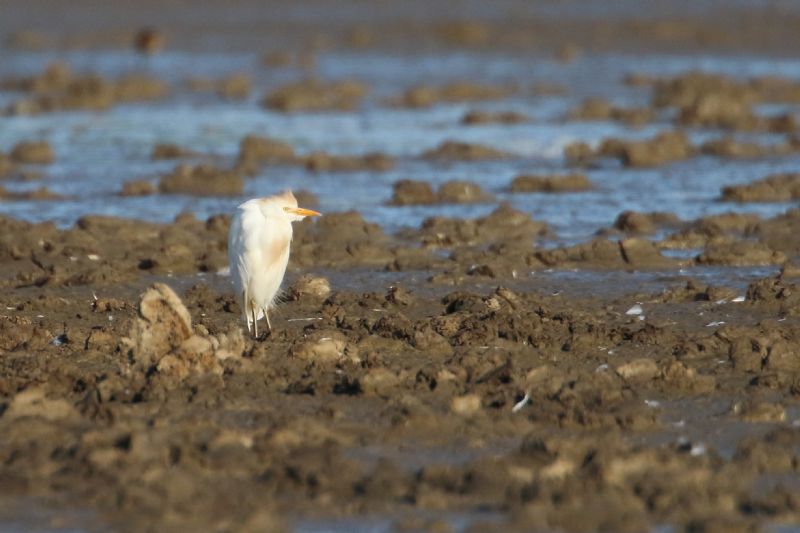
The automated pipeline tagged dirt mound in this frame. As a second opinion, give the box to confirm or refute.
[0,214,231,288]
[236,135,297,173]
[509,173,592,193]
[695,238,786,267]
[158,164,243,196]
[422,141,511,161]
[390,179,492,205]
[612,211,682,235]
[304,151,394,172]
[722,173,800,202]
[753,208,800,258]
[292,211,396,267]
[10,141,54,164]
[652,72,799,132]
[391,81,511,108]
[151,143,198,160]
[0,153,14,178]
[0,185,63,201]
[120,179,156,196]
[700,136,797,159]
[185,73,250,99]
[616,131,693,167]
[535,237,681,270]
[3,64,168,115]
[568,131,693,168]
[261,79,367,111]
[416,202,548,248]
[461,110,529,125]
[568,97,654,125]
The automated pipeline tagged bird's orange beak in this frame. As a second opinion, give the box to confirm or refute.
[284,207,321,217]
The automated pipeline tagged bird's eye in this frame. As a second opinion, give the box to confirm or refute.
[282,207,291,212]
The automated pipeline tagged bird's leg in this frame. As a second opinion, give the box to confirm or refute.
[242,291,251,334]
[251,304,258,339]
[263,307,272,333]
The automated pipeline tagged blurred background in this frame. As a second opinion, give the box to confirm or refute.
[1,0,799,245]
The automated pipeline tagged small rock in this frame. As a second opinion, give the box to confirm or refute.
[291,330,351,363]
[616,358,659,382]
[289,275,332,300]
[450,394,482,415]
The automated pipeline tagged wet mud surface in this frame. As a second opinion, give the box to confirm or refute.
[2,0,800,532]
[1,208,800,532]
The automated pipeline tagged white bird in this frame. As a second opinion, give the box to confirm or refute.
[227,190,321,338]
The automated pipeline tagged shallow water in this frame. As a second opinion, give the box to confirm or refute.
[1,48,799,247]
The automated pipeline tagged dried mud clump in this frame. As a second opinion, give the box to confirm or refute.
[0,153,15,178]
[567,131,693,168]
[292,211,395,267]
[612,211,681,235]
[619,131,693,167]
[568,98,654,125]
[416,202,548,248]
[695,239,786,267]
[391,81,511,108]
[438,180,493,203]
[261,79,367,112]
[158,164,244,196]
[288,275,332,301]
[721,173,800,202]
[509,173,592,193]
[422,141,511,161]
[389,180,436,205]
[0,185,64,201]
[120,179,156,196]
[185,74,251,100]
[700,136,798,159]
[461,110,529,125]
[0,214,229,287]
[753,208,800,258]
[236,135,296,173]
[151,143,198,160]
[653,72,800,131]
[535,237,681,270]
[216,73,251,100]
[3,64,169,115]
[660,209,800,262]
[745,275,800,316]
[659,212,762,251]
[304,151,394,172]
[390,179,492,205]
[10,140,55,164]
[123,283,244,381]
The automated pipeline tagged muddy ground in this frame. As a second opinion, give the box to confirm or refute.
[0,205,799,532]
[2,0,800,532]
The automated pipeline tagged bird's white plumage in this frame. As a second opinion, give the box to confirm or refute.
[227,191,317,337]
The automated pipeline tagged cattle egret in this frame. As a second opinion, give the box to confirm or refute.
[228,190,321,337]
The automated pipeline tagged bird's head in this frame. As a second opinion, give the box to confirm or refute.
[258,190,321,222]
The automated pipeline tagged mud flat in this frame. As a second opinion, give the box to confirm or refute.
[0,209,798,532]
[2,0,800,531]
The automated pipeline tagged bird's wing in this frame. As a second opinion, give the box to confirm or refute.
[227,206,252,294]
